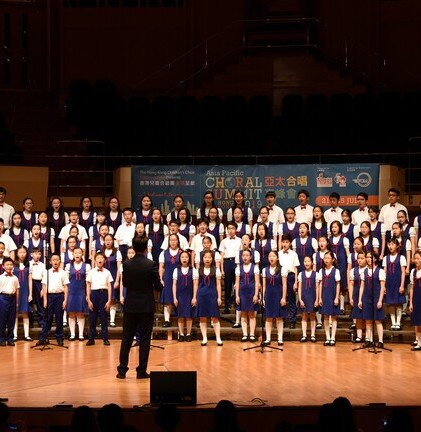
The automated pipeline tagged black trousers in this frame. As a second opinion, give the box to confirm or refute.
[118,312,154,375]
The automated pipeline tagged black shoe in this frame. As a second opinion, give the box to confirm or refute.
[86,339,95,346]
[316,323,322,329]
[132,340,140,347]
[79,337,85,342]
[412,340,419,347]
[300,336,307,343]
[249,335,256,342]
[262,340,270,346]
[178,335,185,342]
[137,372,150,379]
[232,323,241,329]
[116,372,126,379]
[24,336,33,342]
[35,340,46,347]
[109,322,116,328]
[69,336,76,342]
[57,339,64,346]
[412,345,421,351]
[103,339,110,346]
[217,341,223,346]
[340,309,345,315]
[289,323,296,329]
[162,321,171,328]
[377,342,384,349]
[363,341,373,348]
[349,323,356,330]
[0,341,6,347]
[185,335,192,342]
[7,341,15,346]
[277,341,284,346]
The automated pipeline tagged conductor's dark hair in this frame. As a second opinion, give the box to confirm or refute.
[132,236,148,253]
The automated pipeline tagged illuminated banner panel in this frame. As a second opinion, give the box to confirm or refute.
[131,164,379,215]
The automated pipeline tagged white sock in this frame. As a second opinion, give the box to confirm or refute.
[235,310,241,325]
[63,311,67,324]
[302,316,308,337]
[110,305,117,324]
[376,321,384,343]
[23,317,30,338]
[199,321,207,342]
[213,320,222,343]
[68,316,76,338]
[396,306,403,326]
[340,294,345,310]
[265,321,272,342]
[331,319,337,340]
[276,319,284,342]
[14,318,18,339]
[390,310,396,327]
[316,312,322,324]
[77,316,85,338]
[416,330,421,346]
[241,315,248,336]
[163,305,172,322]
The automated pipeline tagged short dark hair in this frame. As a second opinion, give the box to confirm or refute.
[0,187,6,195]
[2,257,13,265]
[265,191,276,198]
[388,187,400,196]
[132,236,148,253]
[297,189,310,198]
[357,192,368,200]
[329,192,340,200]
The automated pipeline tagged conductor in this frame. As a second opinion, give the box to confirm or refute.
[116,236,163,379]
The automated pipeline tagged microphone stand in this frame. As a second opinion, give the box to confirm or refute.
[353,254,392,354]
[243,288,283,354]
[32,242,68,351]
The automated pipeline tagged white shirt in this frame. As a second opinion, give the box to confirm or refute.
[294,204,314,225]
[190,232,217,254]
[235,263,259,276]
[324,207,344,229]
[160,233,190,251]
[65,261,91,274]
[86,267,113,289]
[114,222,136,246]
[349,266,367,281]
[235,249,260,265]
[219,236,242,259]
[195,250,221,265]
[351,207,370,227]
[196,207,223,220]
[192,267,222,279]
[0,202,15,229]
[261,265,288,278]
[58,223,88,241]
[292,237,318,254]
[29,260,46,280]
[278,249,300,273]
[257,204,285,224]
[42,268,69,293]
[159,248,180,264]
[382,254,407,269]
[226,207,253,223]
[0,272,19,294]
[5,227,29,242]
[379,202,408,231]
[410,268,421,284]
[0,233,17,256]
[316,267,341,282]
[252,221,278,239]
[173,266,192,280]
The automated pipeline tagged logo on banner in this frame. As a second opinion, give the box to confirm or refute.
[316,172,333,187]
[334,173,347,187]
[353,172,372,188]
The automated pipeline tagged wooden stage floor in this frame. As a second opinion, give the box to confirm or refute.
[0,339,419,408]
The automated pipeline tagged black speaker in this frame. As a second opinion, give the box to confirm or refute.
[150,371,197,405]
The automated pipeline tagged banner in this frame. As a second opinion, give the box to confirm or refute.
[131,164,379,216]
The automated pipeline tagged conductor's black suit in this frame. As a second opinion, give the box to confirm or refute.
[117,252,162,377]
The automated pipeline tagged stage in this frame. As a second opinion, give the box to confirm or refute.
[1,339,419,409]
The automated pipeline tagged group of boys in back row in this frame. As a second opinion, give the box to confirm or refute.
[0,185,421,350]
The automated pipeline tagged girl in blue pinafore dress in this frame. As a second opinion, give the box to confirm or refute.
[66,247,89,341]
[234,249,260,342]
[192,250,223,346]
[358,252,386,348]
[409,251,421,351]
[318,251,341,346]
[172,250,194,342]
[13,246,32,341]
[348,250,366,343]
[298,255,318,343]
[101,233,122,328]
[147,208,168,264]
[159,234,181,327]
[383,237,407,331]
[262,250,287,346]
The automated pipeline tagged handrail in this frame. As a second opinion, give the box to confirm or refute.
[134,17,319,92]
